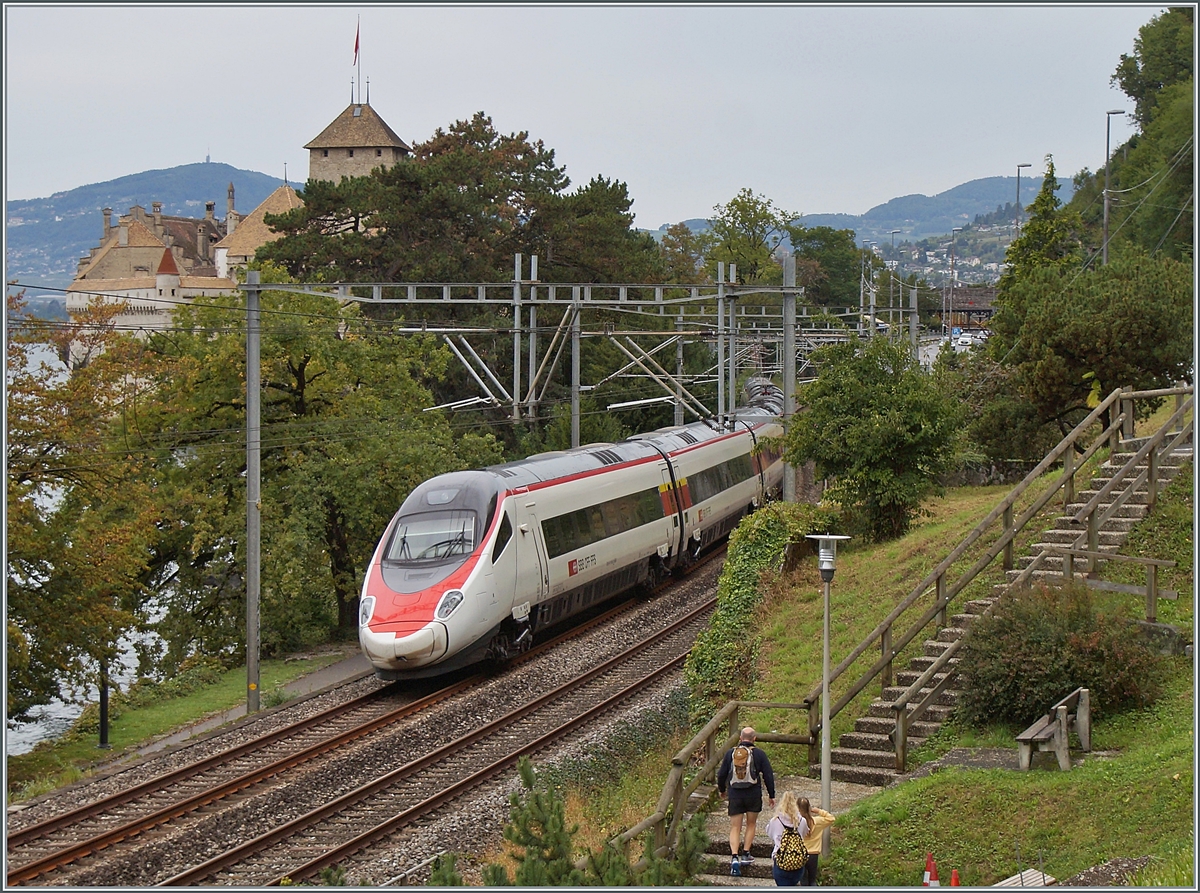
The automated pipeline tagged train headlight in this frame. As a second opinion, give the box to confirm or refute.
[359,595,376,627]
[436,589,465,620]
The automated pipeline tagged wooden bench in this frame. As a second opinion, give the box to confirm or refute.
[1016,687,1091,771]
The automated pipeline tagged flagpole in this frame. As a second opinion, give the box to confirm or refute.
[355,16,361,103]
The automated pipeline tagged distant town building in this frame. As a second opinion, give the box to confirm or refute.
[305,102,409,182]
[214,184,303,280]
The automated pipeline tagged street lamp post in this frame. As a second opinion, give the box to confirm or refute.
[1015,162,1031,237]
[889,229,901,333]
[1103,109,1126,265]
[806,533,850,858]
[949,227,962,337]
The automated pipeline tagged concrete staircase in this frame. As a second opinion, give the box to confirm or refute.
[824,438,1192,788]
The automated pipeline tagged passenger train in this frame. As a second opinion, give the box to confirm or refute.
[359,379,786,679]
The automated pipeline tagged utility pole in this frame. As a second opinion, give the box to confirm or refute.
[949,227,962,336]
[782,255,797,503]
[244,270,261,714]
[1015,162,1031,238]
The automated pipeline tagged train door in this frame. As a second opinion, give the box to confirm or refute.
[660,465,682,561]
[514,500,548,622]
[478,509,513,629]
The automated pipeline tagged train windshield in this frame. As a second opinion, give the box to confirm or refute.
[385,511,477,565]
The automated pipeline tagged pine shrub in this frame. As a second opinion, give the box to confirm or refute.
[956,581,1166,726]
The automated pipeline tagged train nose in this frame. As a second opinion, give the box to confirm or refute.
[360,621,449,668]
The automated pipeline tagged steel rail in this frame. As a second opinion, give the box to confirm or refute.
[158,598,715,886]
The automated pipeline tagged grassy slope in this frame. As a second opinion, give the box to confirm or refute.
[562,460,1194,884]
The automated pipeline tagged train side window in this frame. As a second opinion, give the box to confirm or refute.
[491,512,513,563]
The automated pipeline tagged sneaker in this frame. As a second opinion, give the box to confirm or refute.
[740,851,755,864]
[730,858,741,877]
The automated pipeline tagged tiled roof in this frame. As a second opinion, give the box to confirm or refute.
[67,278,158,292]
[304,102,410,150]
[156,248,180,276]
[179,276,237,289]
[214,184,304,256]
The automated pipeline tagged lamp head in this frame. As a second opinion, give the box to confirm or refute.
[1017,162,1031,169]
[806,534,850,582]
[1107,109,1126,116]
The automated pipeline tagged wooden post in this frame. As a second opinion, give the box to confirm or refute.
[1121,392,1135,441]
[1146,564,1158,623]
[935,574,947,628]
[1077,689,1091,751]
[1087,512,1099,574]
[1063,447,1075,508]
[1003,504,1014,570]
[893,706,907,771]
[881,625,892,691]
[808,700,820,767]
[1148,447,1159,508]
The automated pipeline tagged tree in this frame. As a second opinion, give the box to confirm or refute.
[121,265,503,672]
[6,291,159,720]
[783,337,962,541]
[989,249,1192,435]
[784,224,863,306]
[431,756,708,886]
[999,155,1083,293]
[705,188,795,284]
[524,175,666,283]
[659,222,714,283]
[1112,7,1194,129]
[260,112,569,283]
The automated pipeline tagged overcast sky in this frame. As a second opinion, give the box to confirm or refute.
[4,3,1158,228]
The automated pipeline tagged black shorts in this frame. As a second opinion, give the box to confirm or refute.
[727,785,763,816]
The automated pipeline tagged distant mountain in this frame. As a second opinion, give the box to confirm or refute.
[646,176,1075,246]
[6,162,286,291]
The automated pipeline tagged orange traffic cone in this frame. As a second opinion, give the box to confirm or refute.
[950,868,961,886]
[923,853,934,886]
[928,857,940,886]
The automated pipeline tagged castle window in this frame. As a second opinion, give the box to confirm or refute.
[158,288,163,296]
[348,149,354,158]
[322,149,329,157]
[376,149,382,157]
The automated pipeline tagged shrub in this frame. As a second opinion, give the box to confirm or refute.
[684,501,839,713]
[956,581,1167,726]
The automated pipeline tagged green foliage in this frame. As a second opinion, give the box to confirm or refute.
[998,155,1083,293]
[659,222,714,283]
[931,348,1059,465]
[990,249,1193,430]
[784,337,962,541]
[1112,7,1194,129]
[785,224,864,306]
[956,582,1167,727]
[1130,843,1195,887]
[457,756,706,886]
[684,501,838,710]
[705,188,794,284]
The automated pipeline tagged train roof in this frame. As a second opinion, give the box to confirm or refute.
[482,378,783,489]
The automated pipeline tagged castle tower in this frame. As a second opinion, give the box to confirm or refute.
[304,102,409,183]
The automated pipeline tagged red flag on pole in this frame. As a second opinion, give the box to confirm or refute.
[353,22,360,66]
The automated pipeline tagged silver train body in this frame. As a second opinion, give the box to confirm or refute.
[359,379,786,679]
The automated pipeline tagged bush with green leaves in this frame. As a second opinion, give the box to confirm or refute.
[684,500,839,713]
[429,756,708,886]
[956,581,1167,726]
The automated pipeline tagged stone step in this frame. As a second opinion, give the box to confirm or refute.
[1005,568,1091,586]
[705,854,776,881]
[853,715,942,739]
[831,745,900,769]
[1074,489,1152,506]
[829,762,900,787]
[936,627,968,643]
[1038,528,1126,545]
[1062,501,1148,519]
[923,639,956,657]
[882,685,960,707]
[964,598,998,614]
[867,700,955,722]
[907,654,959,674]
[895,668,957,689]
[1017,549,1120,570]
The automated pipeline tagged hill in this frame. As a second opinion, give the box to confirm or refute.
[6,162,285,291]
[645,176,1075,246]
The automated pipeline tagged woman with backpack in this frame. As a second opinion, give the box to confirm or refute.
[798,797,836,886]
[765,791,810,886]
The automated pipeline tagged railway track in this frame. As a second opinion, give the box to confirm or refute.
[7,550,723,887]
